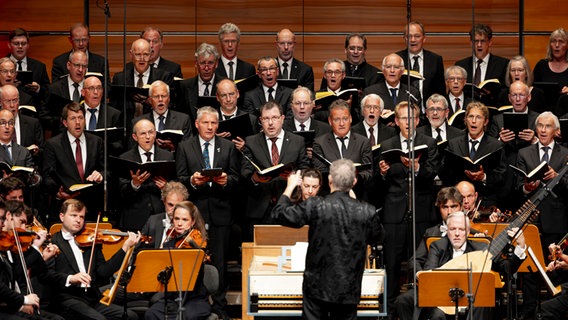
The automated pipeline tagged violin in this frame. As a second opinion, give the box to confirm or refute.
[0,228,35,252]
[549,233,568,261]
[166,228,208,249]
[74,228,152,247]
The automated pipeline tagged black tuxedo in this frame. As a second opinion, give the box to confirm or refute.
[0,252,25,314]
[277,58,315,92]
[51,50,109,82]
[215,58,256,81]
[455,54,509,87]
[218,108,259,136]
[243,85,293,118]
[443,133,506,206]
[42,76,80,135]
[320,60,381,90]
[516,143,568,240]
[415,123,465,141]
[241,131,310,221]
[133,109,192,145]
[379,133,440,309]
[9,55,50,105]
[363,81,422,111]
[111,65,174,124]
[18,113,44,149]
[283,118,331,138]
[49,232,126,312]
[445,94,474,119]
[43,131,104,219]
[176,76,221,125]
[118,146,174,230]
[351,121,397,145]
[140,212,168,248]
[396,49,446,102]
[83,104,124,156]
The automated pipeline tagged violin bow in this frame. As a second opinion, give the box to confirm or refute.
[10,221,38,313]
[85,212,101,291]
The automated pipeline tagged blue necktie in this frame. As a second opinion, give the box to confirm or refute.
[469,140,479,159]
[88,108,97,131]
[541,146,550,163]
[203,141,211,169]
[158,115,166,131]
[389,88,398,106]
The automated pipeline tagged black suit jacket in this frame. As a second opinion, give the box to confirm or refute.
[443,133,506,206]
[10,55,50,104]
[243,85,293,118]
[445,94,474,119]
[140,213,168,248]
[320,60,381,90]
[49,231,126,305]
[51,50,109,82]
[133,109,191,142]
[0,143,33,168]
[351,121,397,144]
[111,65,174,121]
[126,57,183,79]
[83,104,124,156]
[379,133,440,224]
[416,123,465,141]
[277,58,315,92]
[0,253,25,313]
[488,110,539,164]
[42,77,78,135]
[241,131,310,219]
[218,108,260,136]
[283,118,332,138]
[396,49,446,102]
[18,114,44,149]
[215,58,256,81]
[118,146,174,230]
[516,143,568,234]
[176,136,240,226]
[363,81,422,111]
[176,76,221,125]
[455,54,509,86]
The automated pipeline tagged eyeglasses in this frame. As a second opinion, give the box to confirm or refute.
[72,38,90,44]
[510,68,526,73]
[324,70,344,76]
[293,101,313,107]
[150,94,168,100]
[0,69,16,75]
[0,120,15,127]
[133,53,151,61]
[277,41,295,47]
[363,105,380,110]
[426,107,447,113]
[447,77,464,82]
[84,86,103,92]
[509,94,527,99]
[10,41,28,47]
[1,98,19,105]
[347,46,364,52]
[259,67,278,74]
[260,116,282,123]
[70,63,88,69]
[383,65,403,70]
[467,114,484,121]
[218,92,236,99]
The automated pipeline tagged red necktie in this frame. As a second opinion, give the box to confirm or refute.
[270,137,279,166]
[75,138,84,181]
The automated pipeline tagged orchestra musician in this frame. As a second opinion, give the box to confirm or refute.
[144,200,212,320]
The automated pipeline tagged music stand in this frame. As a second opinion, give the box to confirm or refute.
[128,249,205,318]
[417,270,496,317]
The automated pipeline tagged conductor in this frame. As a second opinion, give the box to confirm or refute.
[271,159,384,320]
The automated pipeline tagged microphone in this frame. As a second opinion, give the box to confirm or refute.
[405,90,419,103]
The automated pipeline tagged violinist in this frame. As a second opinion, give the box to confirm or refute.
[0,201,64,320]
[541,242,568,320]
[145,200,212,320]
[455,180,501,223]
[47,199,140,320]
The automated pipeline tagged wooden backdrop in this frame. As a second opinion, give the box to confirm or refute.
[0,0,566,89]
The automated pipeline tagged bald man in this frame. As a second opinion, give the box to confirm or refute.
[275,28,315,92]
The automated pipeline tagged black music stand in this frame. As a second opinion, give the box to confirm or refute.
[128,249,205,318]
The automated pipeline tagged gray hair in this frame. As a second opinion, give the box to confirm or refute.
[291,86,314,102]
[323,58,345,73]
[505,56,534,87]
[196,106,219,121]
[218,23,241,41]
[444,65,468,80]
[330,159,356,192]
[446,211,470,230]
[148,80,170,96]
[535,111,560,130]
[360,93,384,114]
[195,42,220,61]
[546,28,568,62]
[426,93,449,109]
[161,181,189,201]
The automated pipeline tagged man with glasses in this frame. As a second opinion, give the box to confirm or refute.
[364,53,422,111]
[51,23,108,82]
[243,56,293,118]
[112,38,174,124]
[378,101,440,315]
[0,58,35,107]
[0,109,33,171]
[455,23,509,86]
[416,94,464,142]
[134,80,191,152]
[444,65,472,119]
[275,28,314,91]
[7,28,50,104]
[352,93,397,146]
[214,23,255,81]
[0,84,43,157]
[283,86,331,137]
[177,43,221,126]
[241,101,309,240]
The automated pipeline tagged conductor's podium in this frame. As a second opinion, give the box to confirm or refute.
[242,225,386,319]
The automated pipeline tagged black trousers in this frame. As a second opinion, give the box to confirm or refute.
[302,295,357,320]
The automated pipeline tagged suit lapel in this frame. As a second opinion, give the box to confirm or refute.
[212,137,223,168]
[326,134,341,160]
[61,134,81,180]
[191,137,207,168]
[55,234,82,273]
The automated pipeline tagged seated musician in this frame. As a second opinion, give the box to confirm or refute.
[0,200,64,320]
[420,212,526,320]
[541,243,568,319]
[46,199,140,320]
[289,168,322,204]
[144,200,211,320]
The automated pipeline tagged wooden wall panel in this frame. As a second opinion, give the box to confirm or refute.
[524,0,568,32]
[0,1,82,31]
